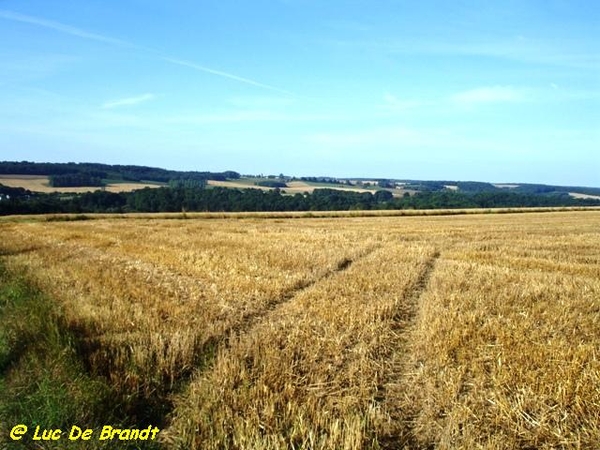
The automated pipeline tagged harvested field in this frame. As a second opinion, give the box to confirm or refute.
[569,192,600,200]
[206,179,372,194]
[0,174,163,193]
[1,211,599,449]
[206,179,411,197]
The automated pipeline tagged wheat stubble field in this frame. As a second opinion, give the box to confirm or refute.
[1,211,599,449]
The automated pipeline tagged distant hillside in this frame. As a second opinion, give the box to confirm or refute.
[2,161,598,196]
[1,161,599,215]
[318,177,600,199]
[0,174,165,194]
[395,180,600,198]
[0,161,240,187]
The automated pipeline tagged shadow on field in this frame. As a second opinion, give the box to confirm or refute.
[0,262,160,449]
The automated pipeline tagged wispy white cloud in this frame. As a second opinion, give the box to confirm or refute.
[0,10,294,95]
[226,95,295,108]
[0,53,78,81]
[0,9,132,47]
[381,92,428,111]
[377,87,524,116]
[450,86,524,104]
[164,110,340,124]
[381,85,598,115]
[102,93,155,109]
[163,58,294,96]
[305,127,446,149]
[322,34,599,71]
[302,125,533,157]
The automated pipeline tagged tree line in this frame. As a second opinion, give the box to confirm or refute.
[1,185,599,216]
[0,161,240,186]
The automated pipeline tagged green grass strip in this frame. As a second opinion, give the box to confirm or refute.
[0,262,161,449]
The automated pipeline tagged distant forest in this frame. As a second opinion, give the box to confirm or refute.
[2,185,599,216]
[1,161,599,215]
[0,161,240,185]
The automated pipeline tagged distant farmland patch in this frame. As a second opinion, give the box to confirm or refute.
[207,178,410,196]
[493,183,520,189]
[0,174,164,193]
[569,192,600,200]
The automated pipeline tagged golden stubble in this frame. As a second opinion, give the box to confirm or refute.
[1,211,599,449]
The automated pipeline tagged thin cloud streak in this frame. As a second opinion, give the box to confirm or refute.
[451,86,524,104]
[0,9,294,95]
[377,86,524,117]
[324,35,599,71]
[381,92,430,111]
[102,93,155,109]
[163,110,341,124]
[0,9,132,47]
[163,58,294,96]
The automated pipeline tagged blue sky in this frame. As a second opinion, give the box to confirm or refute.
[1,1,598,186]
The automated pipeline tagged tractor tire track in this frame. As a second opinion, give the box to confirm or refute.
[378,249,441,450]
[8,233,379,428]
[196,244,379,370]
[83,242,378,427]
[148,244,380,429]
